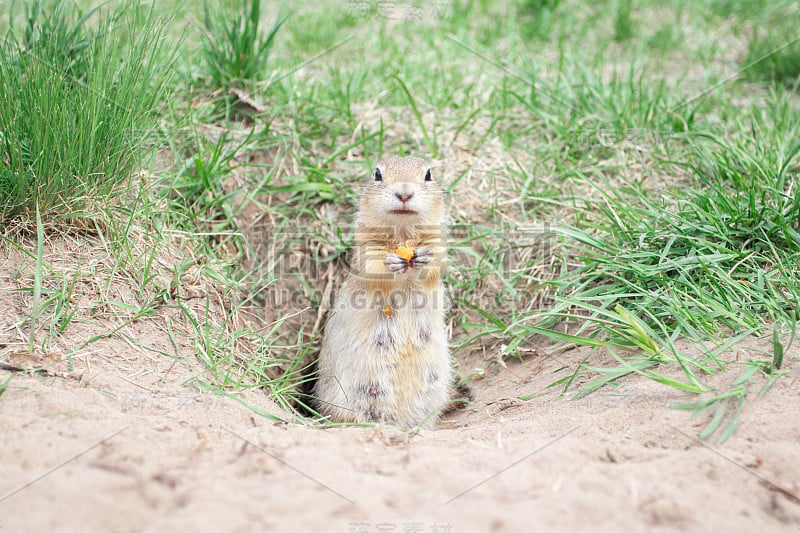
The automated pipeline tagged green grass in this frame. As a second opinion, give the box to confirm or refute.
[743,16,800,89]
[518,0,561,42]
[0,374,10,397]
[533,98,800,339]
[12,0,98,83]
[0,1,175,223]
[1,0,799,439]
[200,0,286,94]
[613,0,635,42]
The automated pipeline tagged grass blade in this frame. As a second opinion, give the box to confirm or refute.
[28,203,44,354]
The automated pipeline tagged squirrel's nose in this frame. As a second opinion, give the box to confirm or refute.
[395,190,414,203]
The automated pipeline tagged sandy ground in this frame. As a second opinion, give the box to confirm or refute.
[1,312,799,533]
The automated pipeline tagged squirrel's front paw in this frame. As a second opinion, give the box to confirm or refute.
[384,253,410,273]
[410,246,433,268]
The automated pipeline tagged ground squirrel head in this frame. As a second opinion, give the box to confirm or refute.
[358,156,445,230]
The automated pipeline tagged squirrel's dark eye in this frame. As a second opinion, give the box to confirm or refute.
[374,168,382,182]
[424,169,432,182]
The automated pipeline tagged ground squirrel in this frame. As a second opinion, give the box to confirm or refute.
[313,156,452,428]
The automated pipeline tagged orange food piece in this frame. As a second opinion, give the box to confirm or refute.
[383,305,392,318]
[396,245,415,262]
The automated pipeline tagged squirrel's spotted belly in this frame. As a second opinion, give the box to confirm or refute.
[312,156,453,429]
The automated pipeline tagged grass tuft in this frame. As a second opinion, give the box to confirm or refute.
[613,0,635,42]
[200,0,287,91]
[0,1,175,223]
[518,0,561,42]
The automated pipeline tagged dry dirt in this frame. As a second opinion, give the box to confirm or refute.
[2,265,799,533]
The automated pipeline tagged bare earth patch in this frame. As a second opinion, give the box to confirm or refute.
[2,300,798,532]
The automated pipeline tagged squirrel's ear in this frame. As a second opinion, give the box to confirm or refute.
[374,168,383,181]
[424,169,432,182]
